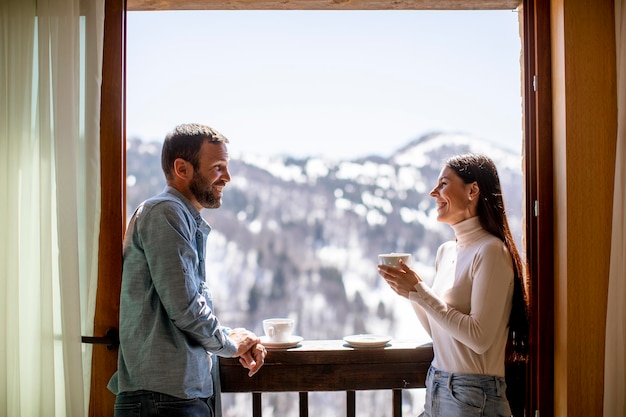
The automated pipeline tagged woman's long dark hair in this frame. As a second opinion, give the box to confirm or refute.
[446,153,530,362]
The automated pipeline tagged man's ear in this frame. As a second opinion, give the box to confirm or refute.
[173,158,191,180]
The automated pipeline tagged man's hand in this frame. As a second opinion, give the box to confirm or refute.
[239,342,267,377]
[228,328,267,377]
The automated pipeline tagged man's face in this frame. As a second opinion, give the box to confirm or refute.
[188,141,231,209]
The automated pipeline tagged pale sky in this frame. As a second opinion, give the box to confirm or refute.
[126,9,523,159]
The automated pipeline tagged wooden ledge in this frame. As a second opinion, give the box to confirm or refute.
[219,339,434,392]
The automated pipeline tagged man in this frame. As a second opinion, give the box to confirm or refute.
[108,123,266,417]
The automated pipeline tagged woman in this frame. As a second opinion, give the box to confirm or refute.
[378,153,529,417]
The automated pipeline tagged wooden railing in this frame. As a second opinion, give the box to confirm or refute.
[219,339,434,417]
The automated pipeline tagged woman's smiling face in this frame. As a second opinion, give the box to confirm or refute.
[430,166,478,225]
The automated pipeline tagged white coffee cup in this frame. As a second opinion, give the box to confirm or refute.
[378,253,411,267]
[262,318,295,343]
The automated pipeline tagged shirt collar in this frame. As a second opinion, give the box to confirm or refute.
[163,185,210,230]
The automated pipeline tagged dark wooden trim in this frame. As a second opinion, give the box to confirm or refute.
[90,0,126,415]
[220,340,433,417]
[128,0,522,11]
[522,0,553,416]
[220,341,433,393]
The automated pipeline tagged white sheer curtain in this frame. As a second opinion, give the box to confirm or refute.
[0,0,104,416]
[604,0,626,416]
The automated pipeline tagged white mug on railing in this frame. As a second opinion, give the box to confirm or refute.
[262,318,295,343]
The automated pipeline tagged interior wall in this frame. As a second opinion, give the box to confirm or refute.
[550,0,617,416]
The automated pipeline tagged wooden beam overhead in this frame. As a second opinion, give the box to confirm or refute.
[127,0,521,11]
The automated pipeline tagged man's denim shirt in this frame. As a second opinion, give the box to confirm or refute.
[108,186,238,399]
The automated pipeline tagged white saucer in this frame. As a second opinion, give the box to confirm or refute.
[260,335,303,349]
[343,334,392,348]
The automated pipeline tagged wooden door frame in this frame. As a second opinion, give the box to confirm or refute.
[522,0,554,416]
[91,2,554,416]
[89,0,125,414]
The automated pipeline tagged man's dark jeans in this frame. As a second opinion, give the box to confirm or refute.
[113,390,214,417]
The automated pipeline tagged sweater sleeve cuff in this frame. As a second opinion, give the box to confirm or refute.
[409,282,429,302]
[409,281,450,319]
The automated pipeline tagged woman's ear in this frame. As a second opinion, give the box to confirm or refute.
[468,181,480,201]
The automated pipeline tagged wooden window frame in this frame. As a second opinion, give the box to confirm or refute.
[92,1,554,416]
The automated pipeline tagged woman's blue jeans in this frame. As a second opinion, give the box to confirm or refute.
[113,390,214,417]
[419,366,512,417]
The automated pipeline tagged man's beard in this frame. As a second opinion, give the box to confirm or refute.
[189,171,222,209]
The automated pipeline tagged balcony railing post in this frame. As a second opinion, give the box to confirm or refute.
[299,392,308,417]
[392,389,402,417]
[347,390,356,417]
[252,392,262,417]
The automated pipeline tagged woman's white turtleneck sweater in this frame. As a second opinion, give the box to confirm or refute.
[408,216,514,377]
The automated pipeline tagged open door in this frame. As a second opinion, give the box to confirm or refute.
[89,1,554,416]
